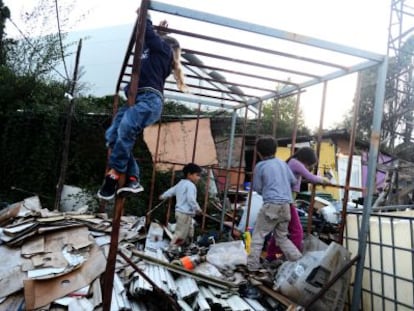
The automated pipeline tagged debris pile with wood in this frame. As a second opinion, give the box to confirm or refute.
[0,196,351,310]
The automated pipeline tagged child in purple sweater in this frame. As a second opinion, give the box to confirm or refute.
[266,147,329,261]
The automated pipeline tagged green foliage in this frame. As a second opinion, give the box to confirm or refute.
[4,0,78,79]
[163,100,196,115]
[259,96,310,138]
[338,36,414,151]
[0,95,111,208]
[0,67,69,115]
[0,0,10,65]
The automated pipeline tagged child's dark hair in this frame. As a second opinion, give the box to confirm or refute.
[287,147,318,166]
[256,136,277,157]
[183,163,202,177]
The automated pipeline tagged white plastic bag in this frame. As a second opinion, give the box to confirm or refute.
[206,241,247,270]
[274,242,351,311]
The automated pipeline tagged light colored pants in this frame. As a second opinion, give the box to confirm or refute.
[266,204,304,260]
[247,203,302,270]
[170,211,194,246]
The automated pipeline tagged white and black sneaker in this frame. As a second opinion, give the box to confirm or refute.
[97,173,119,201]
[117,177,144,196]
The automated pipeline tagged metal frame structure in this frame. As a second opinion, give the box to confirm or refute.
[103,1,388,309]
[386,0,414,150]
[345,1,414,309]
[344,209,414,310]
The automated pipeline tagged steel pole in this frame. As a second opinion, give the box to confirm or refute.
[351,57,388,311]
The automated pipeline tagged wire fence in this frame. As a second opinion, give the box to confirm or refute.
[345,208,414,310]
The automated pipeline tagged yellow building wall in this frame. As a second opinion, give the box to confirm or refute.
[276,147,291,161]
[316,141,340,200]
[276,142,340,200]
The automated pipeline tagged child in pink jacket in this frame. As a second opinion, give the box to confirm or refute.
[266,147,329,260]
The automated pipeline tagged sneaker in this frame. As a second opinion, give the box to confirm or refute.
[97,174,119,200]
[117,177,144,195]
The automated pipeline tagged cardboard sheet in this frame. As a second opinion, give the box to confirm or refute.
[144,118,218,171]
[0,245,26,297]
[21,235,45,256]
[20,226,92,274]
[0,203,21,225]
[24,245,106,310]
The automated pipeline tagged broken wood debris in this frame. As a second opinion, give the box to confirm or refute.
[0,196,308,310]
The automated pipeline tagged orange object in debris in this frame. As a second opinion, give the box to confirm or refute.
[179,255,200,270]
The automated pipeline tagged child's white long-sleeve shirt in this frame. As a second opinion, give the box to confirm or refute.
[160,179,201,216]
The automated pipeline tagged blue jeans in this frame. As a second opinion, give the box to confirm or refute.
[105,91,162,178]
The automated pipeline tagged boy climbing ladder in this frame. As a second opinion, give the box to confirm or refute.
[97,11,187,201]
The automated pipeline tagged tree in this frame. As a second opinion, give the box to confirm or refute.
[339,36,414,154]
[0,0,10,65]
[259,95,310,138]
[5,0,76,81]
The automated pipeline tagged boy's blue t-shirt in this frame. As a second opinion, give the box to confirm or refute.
[253,157,296,204]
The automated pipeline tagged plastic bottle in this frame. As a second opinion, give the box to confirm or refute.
[243,230,252,254]
[178,254,201,270]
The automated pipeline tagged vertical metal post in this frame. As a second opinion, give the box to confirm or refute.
[272,98,279,137]
[231,106,249,234]
[102,2,149,310]
[290,91,301,155]
[307,82,327,234]
[54,39,82,211]
[315,82,327,166]
[244,101,263,232]
[202,167,211,232]
[192,103,202,162]
[165,166,175,226]
[338,73,362,243]
[351,57,388,311]
[220,109,237,233]
[147,119,163,220]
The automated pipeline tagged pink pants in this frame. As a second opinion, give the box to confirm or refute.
[266,204,303,260]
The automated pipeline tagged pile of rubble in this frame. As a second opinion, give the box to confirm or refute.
[0,196,352,310]
[0,196,291,310]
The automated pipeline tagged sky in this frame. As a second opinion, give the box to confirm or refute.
[4,0,392,129]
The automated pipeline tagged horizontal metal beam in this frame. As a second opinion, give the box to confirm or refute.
[150,1,384,62]
[157,26,348,70]
[182,48,320,79]
[242,59,385,108]
[184,74,281,93]
[163,92,236,109]
[181,60,296,88]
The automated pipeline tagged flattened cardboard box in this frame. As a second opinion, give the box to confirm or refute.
[24,244,106,310]
[0,245,26,297]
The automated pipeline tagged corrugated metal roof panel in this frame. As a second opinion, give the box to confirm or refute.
[226,295,252,311]
[176,276,199,299]
[195,290,212,311]
[244,297,267,311]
